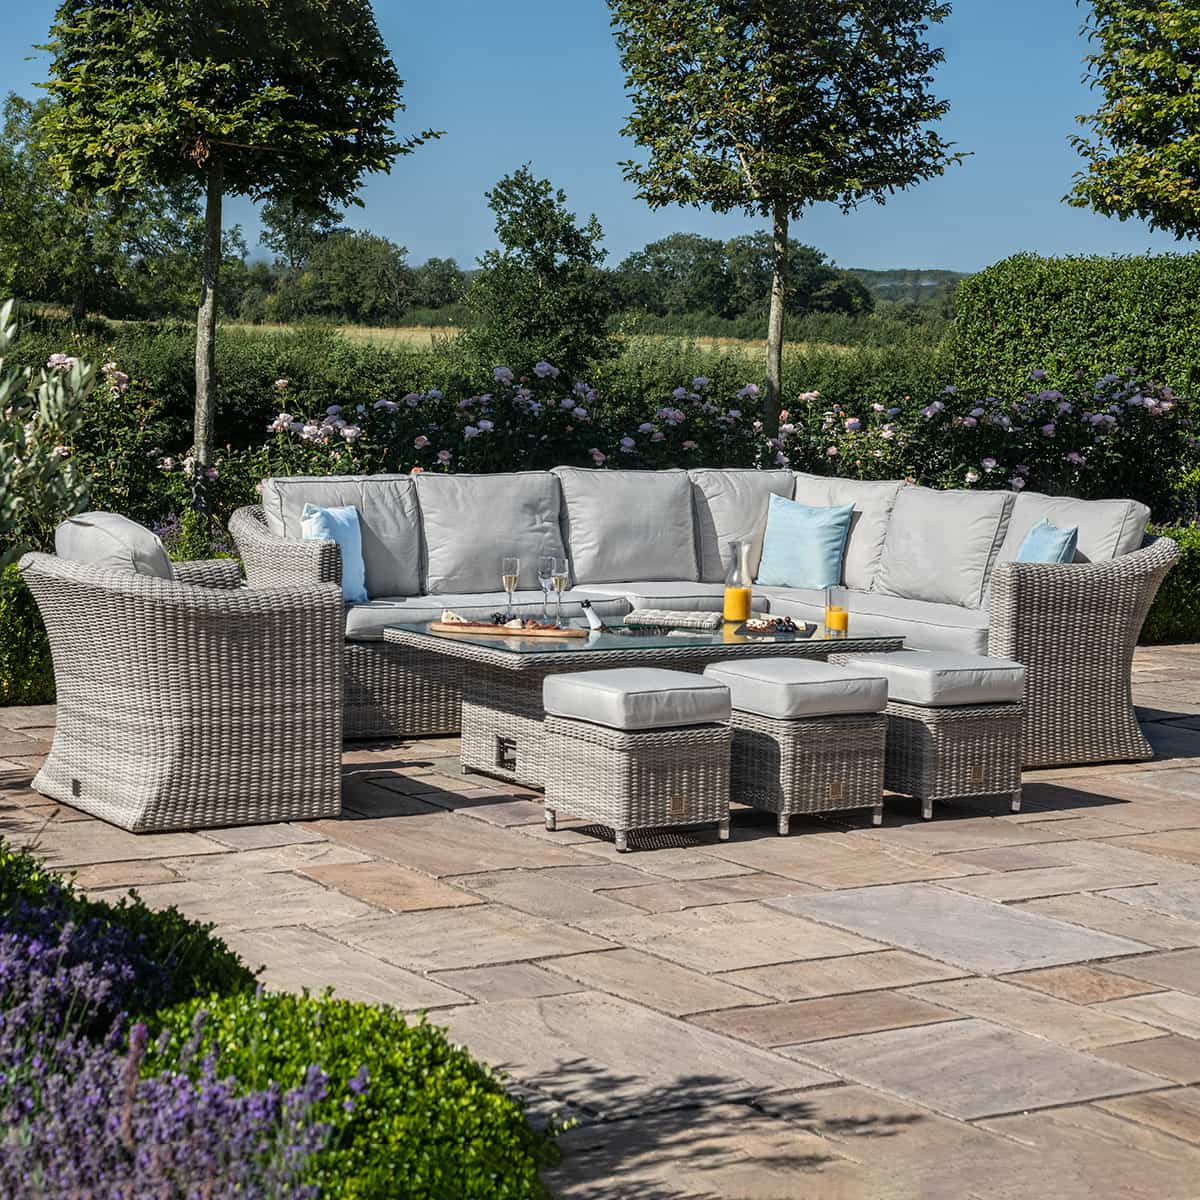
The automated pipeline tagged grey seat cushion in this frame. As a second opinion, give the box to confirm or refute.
[704,658,887,719]
[830,649,1024,707]
[414,471,567,594]
[791,475,904,591]
[583,580,769,614]
[55,512,174,579]
[994,491,1151,564]
[875,486,1014,609]
[758,587,992,655]
[260,474,421,597]
[689,468,795,582]
[544,667,731,731]
[345,590,629,642]
[553,467,698,584]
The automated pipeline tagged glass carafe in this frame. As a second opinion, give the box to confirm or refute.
[722,540,753,623]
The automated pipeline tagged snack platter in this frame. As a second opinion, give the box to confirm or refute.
[429,611,588,639]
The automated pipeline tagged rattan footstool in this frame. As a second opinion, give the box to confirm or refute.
[830,650,1024,820]
[542,667,732,852]
[704,658,889,833]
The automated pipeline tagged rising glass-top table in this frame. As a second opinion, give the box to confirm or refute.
[382,620,904,789]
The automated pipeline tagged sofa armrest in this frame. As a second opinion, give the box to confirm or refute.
[172,558,243,589]
[988,535,1180,767]
[228,505,342,588]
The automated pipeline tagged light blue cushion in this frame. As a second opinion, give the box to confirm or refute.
[301,502,368,602]
[1015,518,1078,564]
[756,495,855,589]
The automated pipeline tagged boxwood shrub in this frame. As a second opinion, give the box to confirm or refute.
[0,564,54,706]
[1143,524,1200,644]
[149,990,556,1200]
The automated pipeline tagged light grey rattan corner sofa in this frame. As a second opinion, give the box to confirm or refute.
[229,467,1179,769]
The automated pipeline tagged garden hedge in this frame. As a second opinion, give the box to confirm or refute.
[1142,524,1200,644]
[954,252,1200,398]
[0,564,54,706]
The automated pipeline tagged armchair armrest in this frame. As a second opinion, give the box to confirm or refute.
[172,558,243,589]
[228,505,342,588]
[988,536,1181,767]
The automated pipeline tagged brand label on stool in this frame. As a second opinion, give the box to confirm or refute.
[827,782,845,802]
[970,765,984,786]
[669,796,687,816]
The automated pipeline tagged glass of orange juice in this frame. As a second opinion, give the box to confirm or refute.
[723,540,753,623]
[824,587,848,639]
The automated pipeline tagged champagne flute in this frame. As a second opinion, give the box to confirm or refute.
[501,556,520,620]
[537,555,555,621]
[550,557,569,625]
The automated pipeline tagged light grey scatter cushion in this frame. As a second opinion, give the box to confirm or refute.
[689,469,795,582]
[875,486,1014,609]
[553,467,698,584]
[414,471,566,594]
[260,474,421,597]
[55,512,174,579]
[995,491,1150,564]
[791,474,904,591]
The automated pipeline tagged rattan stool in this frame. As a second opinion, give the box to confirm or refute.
[704,659,889,833]
[831,650,1024,820]
[542,668,732,852]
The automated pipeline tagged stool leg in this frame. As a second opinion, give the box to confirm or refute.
[777,813,790,837]
[872,802,884,827]
[718,817,730,842]
[921,798,933,821]
[544,807,556,831]
[1011,789,1022,814]
[615,829,629,853]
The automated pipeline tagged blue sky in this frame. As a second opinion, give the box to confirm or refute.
[2,0,1184,271]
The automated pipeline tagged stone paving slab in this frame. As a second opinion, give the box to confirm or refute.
[1103,880,1200,923]
[690,990,957,1047]
[202,823,327,851]
[299,860,483,912]
[770,883,1151,974]
[583,902,884,973]
[1091,1035,1200,1084]
[446,869,641,922]
[600,872,816,913]
[722,950,965,1001]
[428,962,586,1002]
[1104,829,1200,865]
[1098,991,1200,1039]
[439,991,838,1117]
[5,819,227,868]
[1016,892,1200,948]
[783,1018,1164,1119]
[1098,1086,1200,1145]
[543,948,771,1017]
[1100,948,1200,994]
[903,976,1162,1049]
[222,925,466,1009]
[328,905,614,973]
[1001,963,1161,1005]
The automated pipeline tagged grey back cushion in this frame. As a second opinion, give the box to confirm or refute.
[689,469,795,582]
[791,474,904,591]
[995,491,1150,564]
[553,467,698,584]
[261,474,421,597]
[55,512,174,579]
[414,471,566,594]
[876,486,1014,609]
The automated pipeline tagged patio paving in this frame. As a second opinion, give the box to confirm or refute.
[3,642,1200,1196]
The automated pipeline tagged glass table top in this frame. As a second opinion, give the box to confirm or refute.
[387,619,882,656]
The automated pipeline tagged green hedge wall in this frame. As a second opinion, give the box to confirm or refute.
[954,253,1200,397]
[0,565,54,706]
[1143,525,1200,644]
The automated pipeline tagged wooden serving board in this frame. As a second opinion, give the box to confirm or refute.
[428,621,588,639]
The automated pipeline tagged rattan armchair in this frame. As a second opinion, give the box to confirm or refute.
[19,551,344,832]
[989,535,1180,768]
[228,505,462,739]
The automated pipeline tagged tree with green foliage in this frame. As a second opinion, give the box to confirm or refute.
[617,233,730,316]
[260,196,345,274]
[42,0,436,465]
[464,165,613,378]
[1069,2,1200,239]
[295,230,411,324]
[609,0,963,433]
[724,234,873,318]
[410,256,468,309]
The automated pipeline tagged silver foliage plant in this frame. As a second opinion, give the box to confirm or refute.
[0,298,95,564]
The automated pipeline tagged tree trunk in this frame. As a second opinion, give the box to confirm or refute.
[764,201,788,439]
[71,293,86,323]
[194,161,224,467]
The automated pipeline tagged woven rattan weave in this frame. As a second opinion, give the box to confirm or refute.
[728,709,887,833]
[544,715,732,852]
[19,552,343,832]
